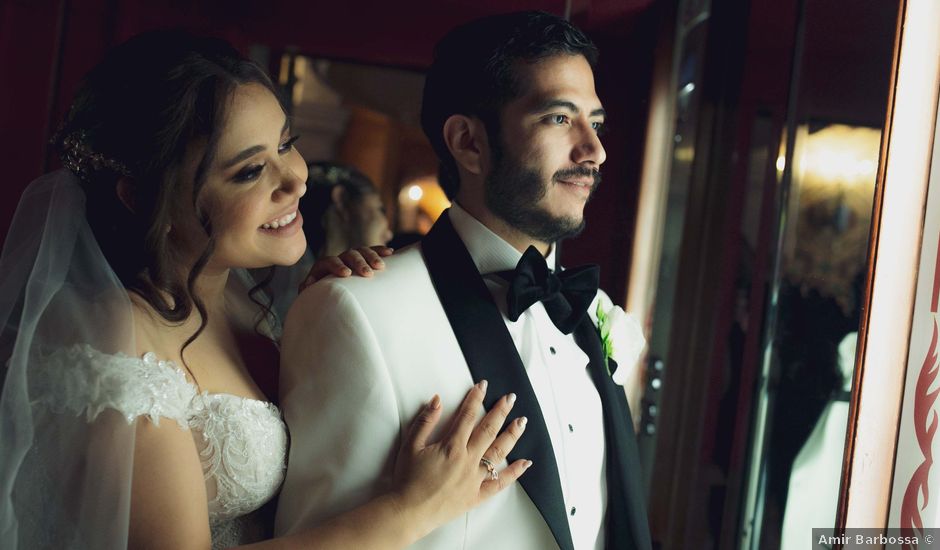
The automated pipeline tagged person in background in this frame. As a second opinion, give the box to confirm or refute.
[268,162,393,318]
[304,161,392,258]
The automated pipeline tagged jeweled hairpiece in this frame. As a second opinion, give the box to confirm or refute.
[59,130,132,181]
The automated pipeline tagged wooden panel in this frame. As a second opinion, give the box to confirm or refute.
[842,0,940,530]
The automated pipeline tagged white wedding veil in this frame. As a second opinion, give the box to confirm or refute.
[0,170,138,548]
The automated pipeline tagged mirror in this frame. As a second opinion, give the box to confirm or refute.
[637,0,901,547]
[735,2,898,548]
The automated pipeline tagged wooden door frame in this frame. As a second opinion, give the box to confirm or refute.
[836,0,940,531]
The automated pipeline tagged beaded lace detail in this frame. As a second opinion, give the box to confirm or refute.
[32,344,196,426]
[32,344,287,547]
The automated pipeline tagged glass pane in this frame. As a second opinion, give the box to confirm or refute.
[739,2,899,548]
[638,0,711,487]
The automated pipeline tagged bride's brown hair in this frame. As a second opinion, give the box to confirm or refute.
[55,30,280,357]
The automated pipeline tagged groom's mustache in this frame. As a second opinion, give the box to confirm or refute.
[553,165,602,186]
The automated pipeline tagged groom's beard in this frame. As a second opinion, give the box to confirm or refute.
[484,142,601,244]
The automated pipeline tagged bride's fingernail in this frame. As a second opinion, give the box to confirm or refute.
[507,393,517,405]
[478,380,488,393]
[428,395,441,410]
[518,417,528,427]
[523,460,533,469]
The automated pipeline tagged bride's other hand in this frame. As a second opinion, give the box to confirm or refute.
[393,382,531,538]
[300,245,394,291]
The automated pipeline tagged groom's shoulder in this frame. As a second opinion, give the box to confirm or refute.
[289,243,430,315]
[379,242,426,272]
[349,243,429,291]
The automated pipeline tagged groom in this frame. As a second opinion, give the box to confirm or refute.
[276,11,651,550]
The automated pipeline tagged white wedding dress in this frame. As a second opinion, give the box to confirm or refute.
[0,173,289,549]
[30,343,288,549]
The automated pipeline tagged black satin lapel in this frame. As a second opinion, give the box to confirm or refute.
[573,318,652,550]
[422,211,575,550]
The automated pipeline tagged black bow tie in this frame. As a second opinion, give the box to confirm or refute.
[497,246,600,335]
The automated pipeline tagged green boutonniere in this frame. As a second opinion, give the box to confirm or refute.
[596,301,615,375]
[593,295,646,386]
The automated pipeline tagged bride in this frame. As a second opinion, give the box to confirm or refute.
[0,30,529,549]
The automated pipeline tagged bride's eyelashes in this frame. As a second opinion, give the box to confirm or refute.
[234,163,264,183]
[279,134,300,154]
[232,135,301,183]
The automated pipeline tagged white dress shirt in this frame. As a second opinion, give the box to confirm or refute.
[449,204,608,550]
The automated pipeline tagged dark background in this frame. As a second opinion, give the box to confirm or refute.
[0,0,660,304]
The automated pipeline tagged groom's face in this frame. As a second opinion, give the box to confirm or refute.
[483,53,606,243]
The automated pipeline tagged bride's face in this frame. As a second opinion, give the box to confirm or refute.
[176,83,309,272]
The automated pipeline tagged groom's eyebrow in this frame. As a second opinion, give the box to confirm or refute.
[221,118,290,169]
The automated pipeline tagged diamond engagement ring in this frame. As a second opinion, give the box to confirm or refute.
[480,457,499,481]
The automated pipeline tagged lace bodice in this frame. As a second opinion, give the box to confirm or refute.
[31,344,287,548]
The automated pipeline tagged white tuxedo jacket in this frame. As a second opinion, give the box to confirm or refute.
[275,212,651,550]
[276,242,559,549]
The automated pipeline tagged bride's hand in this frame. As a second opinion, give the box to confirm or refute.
[392,381,531,538]
[300,245,394,291]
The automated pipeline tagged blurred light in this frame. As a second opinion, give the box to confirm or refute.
[797,125,882,189]
[776,156,787,172]
[680,82,696,95]
[674,147,695,162]
[408,185,423,201]
[857,159,877,177]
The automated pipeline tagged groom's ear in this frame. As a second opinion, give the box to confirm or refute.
[443,114,487,177]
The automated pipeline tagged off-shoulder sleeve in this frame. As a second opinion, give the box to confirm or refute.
[30,344,196,426]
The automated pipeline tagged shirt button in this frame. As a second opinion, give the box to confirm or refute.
[568,424,574,433]
[570,506,577,516]
[549,346,557,355]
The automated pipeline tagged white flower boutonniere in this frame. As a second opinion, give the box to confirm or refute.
[593,295,646,386]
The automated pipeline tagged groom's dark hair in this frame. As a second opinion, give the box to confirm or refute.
[420,11,598,199]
